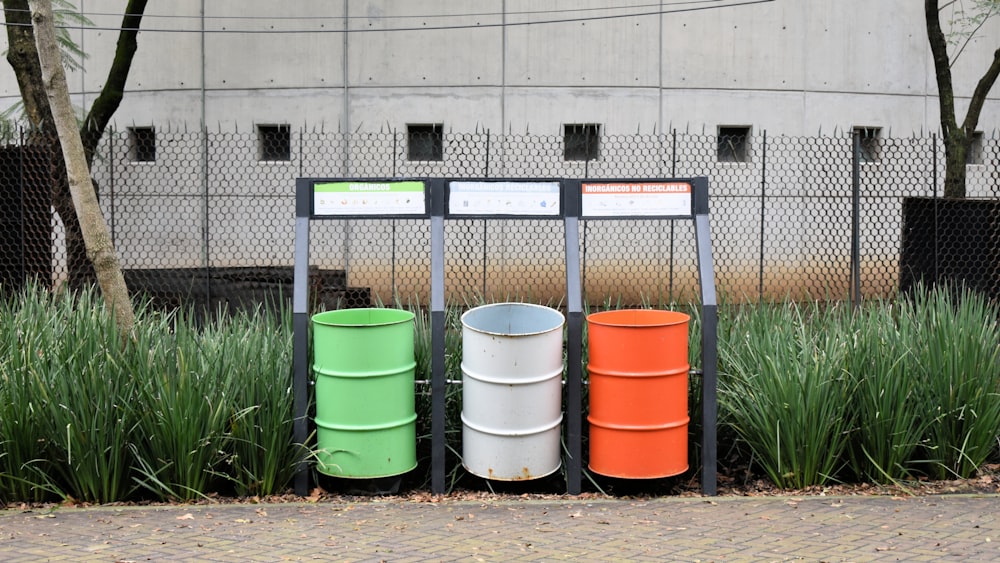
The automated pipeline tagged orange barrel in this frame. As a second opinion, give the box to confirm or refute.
[586,309,690,478]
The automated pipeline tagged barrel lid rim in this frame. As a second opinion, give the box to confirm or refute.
[586,308,690,328]
[461,302,565,336]
[312,307,415,327]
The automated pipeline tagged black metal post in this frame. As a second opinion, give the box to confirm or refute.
[851,130,861,309]
[483,221,488,298]
[693,179,718,496]
[429,181,447,495]
[203,125,212,309]
[670,130,677,303]
[109,127,116,246]
[484,129,490,178]
[483,132,490,298]
[564,183,583,495]
[292,178,312,496]
[932,133,939,281]
[392,220,397,298]
[759,131,767,300]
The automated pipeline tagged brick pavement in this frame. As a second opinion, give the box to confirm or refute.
[2,494,999,561]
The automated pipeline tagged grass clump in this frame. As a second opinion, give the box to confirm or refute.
[718,285,1000,490]
[719,300,852,489]
[0,284,301,504]
[844,299,931,484]
[901,286,1000,479]
[35,289,143,503]
[3,282,998,502]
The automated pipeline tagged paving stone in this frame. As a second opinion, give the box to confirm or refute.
[1,495,999,561]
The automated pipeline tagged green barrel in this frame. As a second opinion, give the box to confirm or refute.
[312,308,417,479]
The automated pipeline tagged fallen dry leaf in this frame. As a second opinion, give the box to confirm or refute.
[176,513,194,521]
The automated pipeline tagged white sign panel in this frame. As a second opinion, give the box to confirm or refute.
[313,181,426,216]
[449,181,561,216]
[581,182,693,217]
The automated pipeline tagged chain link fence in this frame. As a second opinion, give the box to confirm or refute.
[1,127,997,310]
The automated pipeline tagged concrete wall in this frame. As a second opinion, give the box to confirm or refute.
[8,1,1000,302]
[1,0,998,136]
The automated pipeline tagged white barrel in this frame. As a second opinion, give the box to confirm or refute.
[461,302,565,481]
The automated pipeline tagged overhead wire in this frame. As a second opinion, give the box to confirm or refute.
[0,0,774,34]
[15,0,739,22]
[2,1,744,22]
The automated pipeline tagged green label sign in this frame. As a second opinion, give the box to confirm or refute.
[314,181,426,216]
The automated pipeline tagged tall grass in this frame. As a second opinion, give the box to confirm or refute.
[130,306,302,500]
[3,283,999,502]
[130,309,238,500]
[845,300,931,484]
[719,288,1000,489]
[213,306,301,497]
[0,285,300,504]
[34,289,143,503]
[902,286,1000,479]
[719,300,853,489]
[0,290,57,502]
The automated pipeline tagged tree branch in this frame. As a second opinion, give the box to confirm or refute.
[950,8,993,67]
[80,0,148,166]
[962,47,1000,132]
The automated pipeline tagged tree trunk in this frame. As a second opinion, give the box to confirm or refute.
[3,0,47,130]
[926,0,965,198]
[926,0,1000,199]
[29,0,135,333]
[4,0,92,287]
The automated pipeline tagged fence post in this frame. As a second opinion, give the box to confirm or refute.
[483,130,490,297]
[932,132,938,281]
[932,132,938,197]
[484,129,490,178]
[203,124,211,309]
[16,126,26,285]
[671,128,677,175]
[759,130,767,300]
[851,130,861,309]
[298,125,304,178]
[391,218,398,299]
[108,126,116,247]
[669,130,676,302]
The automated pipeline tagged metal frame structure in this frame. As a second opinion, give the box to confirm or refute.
[565,177,717,495]
[292,177,717,496]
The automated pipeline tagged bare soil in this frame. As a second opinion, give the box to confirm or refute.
[6,464,997,512]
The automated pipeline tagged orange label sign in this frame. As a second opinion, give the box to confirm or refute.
[581,182,692,217]
[582,182,691,194]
